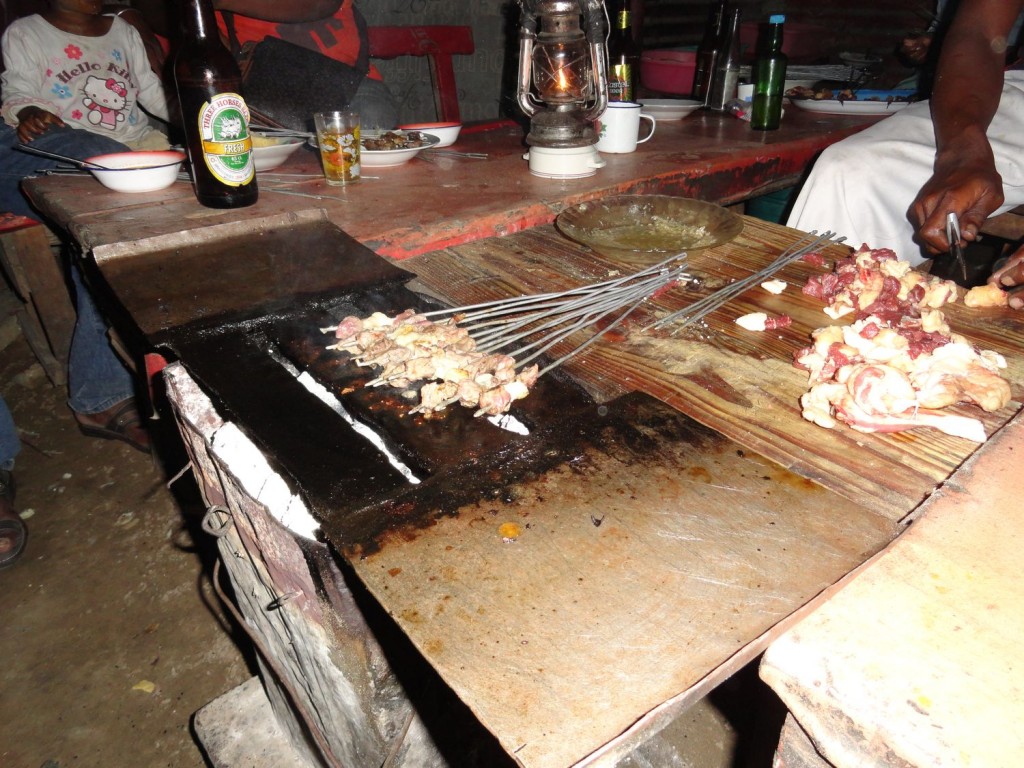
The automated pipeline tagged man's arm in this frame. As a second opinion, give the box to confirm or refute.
[130,0,343,36]
[212,0,342,24]
[909,0,1024,253]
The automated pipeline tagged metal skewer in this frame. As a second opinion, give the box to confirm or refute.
[645,231,846,333]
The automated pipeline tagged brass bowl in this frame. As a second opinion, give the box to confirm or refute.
[556,195,744,264]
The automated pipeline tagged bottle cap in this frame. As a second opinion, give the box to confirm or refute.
[769,14,785,23]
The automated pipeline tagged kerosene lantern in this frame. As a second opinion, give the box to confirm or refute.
[517,0,609,178]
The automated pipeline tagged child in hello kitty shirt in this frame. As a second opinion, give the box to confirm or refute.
[1,0,171,152]
[0,0,172,460]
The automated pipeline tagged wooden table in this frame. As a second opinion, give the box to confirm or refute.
[24,110,879,260]
[116,219,1022,768]
[25,110,1020,768]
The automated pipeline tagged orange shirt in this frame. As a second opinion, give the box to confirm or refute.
[216,1,381,79]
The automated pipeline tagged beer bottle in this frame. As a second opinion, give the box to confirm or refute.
[174,0,258,208]
[608,0,641,102]
[692,0,727,104]
[751,15,788,130]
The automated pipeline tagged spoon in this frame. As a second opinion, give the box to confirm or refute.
[15,144,114,170]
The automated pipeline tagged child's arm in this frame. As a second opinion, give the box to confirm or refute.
[118,20,172,122]
[1,26,66,141]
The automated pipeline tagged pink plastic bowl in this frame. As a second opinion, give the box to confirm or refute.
[640,50,698,97]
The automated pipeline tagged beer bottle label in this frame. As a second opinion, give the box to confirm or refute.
[609,65,634,101]
[197,92,255,186]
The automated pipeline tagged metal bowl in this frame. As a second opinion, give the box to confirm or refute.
[556,195,744,263]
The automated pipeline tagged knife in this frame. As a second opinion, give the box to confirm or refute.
[945,212,968,282]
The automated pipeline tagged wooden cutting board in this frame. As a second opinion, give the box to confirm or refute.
[403,218,1024,523]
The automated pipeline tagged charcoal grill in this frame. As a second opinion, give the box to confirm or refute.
[89,210,636,553]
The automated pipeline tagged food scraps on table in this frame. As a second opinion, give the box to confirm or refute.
[794,246,1011,442]
[327,309,539,417]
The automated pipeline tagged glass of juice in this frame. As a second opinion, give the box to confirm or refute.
[314,110,360,185]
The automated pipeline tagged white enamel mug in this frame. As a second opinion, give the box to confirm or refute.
[595,102,656,154]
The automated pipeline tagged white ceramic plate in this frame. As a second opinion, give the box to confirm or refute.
[639,99,702,120]
[251,136,305,171]
[360,130,440,167]
[789,99,911,116]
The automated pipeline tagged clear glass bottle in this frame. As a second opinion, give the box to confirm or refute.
[608,0,641,102]
[751,15,788,130]
[174,0,258,208]
[706,7,741,112]
[692,0,727,104]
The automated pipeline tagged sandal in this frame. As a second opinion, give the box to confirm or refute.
[75,398,151,453]
[0,496,26,569]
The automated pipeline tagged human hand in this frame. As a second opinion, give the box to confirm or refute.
[15,106,65,143]
[909,147,1004,254]
[988,243,1024,310]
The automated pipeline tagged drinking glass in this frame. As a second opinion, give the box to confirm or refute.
[314,110,360,185]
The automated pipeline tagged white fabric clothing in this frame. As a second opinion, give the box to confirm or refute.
[1,15,170,149]
[787,69,1024,266]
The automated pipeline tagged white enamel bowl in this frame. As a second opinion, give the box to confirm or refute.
[83,150,187,193]
[252,135,306,171]
[398,121,462,148]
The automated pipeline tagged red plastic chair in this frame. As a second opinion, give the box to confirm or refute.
[367,25,475,124]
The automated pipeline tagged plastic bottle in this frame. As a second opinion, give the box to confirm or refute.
[608,0,641,103]
[706,7,741,112]
[692,0,727,104]
[750,15,788,130]
[174,0,258,208]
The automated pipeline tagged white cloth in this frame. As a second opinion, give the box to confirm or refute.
[1,15,170,149]
[787,69,1024,265]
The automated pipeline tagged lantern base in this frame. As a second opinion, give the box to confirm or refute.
[526,108,599,149]
[524,145,606,178]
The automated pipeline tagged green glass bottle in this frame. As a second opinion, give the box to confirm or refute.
[750,15,788,130]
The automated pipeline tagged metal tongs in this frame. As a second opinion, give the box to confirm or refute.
[946,212,968,282]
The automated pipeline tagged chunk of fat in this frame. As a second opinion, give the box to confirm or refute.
[761,279,787,294]
[963,282,1009,308]
[735,312,767,331]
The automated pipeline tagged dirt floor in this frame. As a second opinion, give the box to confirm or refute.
[0,281,784,768]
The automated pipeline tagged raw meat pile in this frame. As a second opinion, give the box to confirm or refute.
[794,246,1011,442]
[329,309,539,416]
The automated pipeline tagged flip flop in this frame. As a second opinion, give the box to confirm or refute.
[0,500,26,569]
[76,399,150,453]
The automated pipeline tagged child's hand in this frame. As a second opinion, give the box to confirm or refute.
[15,106,66,143]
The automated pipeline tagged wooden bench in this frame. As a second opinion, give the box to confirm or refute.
[367,25,475,123]
[0,215,74,386]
